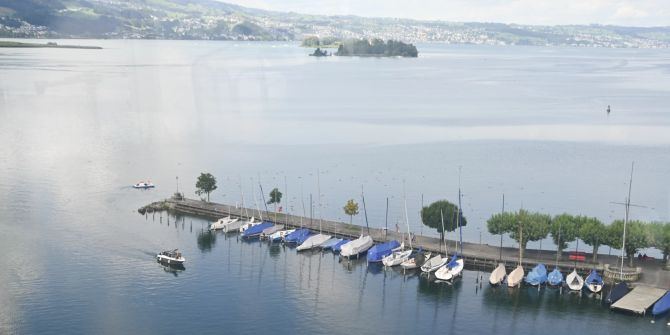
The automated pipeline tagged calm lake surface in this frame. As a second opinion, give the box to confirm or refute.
[0,40,669,334]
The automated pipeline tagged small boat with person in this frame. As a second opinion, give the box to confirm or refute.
[133,181,155,189]
[156,249,185,265]
[585,269,604,293]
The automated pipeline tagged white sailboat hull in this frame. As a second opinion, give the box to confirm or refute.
[382,249,413,267]
[210,216,238,230]
[566,269,584,291]
[340,235,374,258]
[239,219,260,233]
[421,255,448,273]
[489,263,507,285]
[296,234,332,251]
[435,259,464,280]
[507,265,524,287]
[269,229,295,242]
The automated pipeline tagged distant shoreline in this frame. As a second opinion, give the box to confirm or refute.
[0,41,102,49]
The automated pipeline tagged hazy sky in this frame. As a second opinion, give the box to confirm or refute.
[222,0,670,26]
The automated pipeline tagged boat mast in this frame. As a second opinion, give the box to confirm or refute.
[499,193,504,262]
[620,162,634,279]
[403,181,412,249]
[361,185,370,235]
[457,167,463,256]
[284,176,289,226]
[317,169,323,234]
[440,209,448,256]
[252,178,263,221]
[239,176,249,219]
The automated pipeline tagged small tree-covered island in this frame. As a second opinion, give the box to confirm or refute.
[304,37,418,57]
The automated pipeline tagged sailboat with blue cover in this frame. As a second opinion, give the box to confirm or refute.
[547,268,563,286]
[284,228,312,244]
[525,263,548,286]
[332,239,350,253]
[242,222,274,239]
[652,291,670,317]
[585,269,604,293]
[435,174,465,281]
[367,240,401,262]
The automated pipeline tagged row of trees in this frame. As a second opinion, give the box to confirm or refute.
[194,173,668,267]
[487,209,670,267]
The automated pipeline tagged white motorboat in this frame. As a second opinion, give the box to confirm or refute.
[133,181,155,189]
[156,249,185,265]
[566,269,584,291]
[239,217,261,233]
[421,254,449,273]
[340,235,374,258]
[209,216,238,230]
[435,256,464,281]
[507,265,524,287]
[297,234,332,251]
[401,251,431,270]
[489,263,507,285]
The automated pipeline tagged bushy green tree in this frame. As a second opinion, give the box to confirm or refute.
[267,188,282,211]
[487,209,550,262]
[579,216,605,262]
[343,199,359,224]
[195,172,217,202]
[648,222,670,268]
[606,220,650,267]
[550,213,581,259]
[421,200,467,242]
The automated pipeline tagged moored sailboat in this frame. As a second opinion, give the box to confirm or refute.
[585,269,604,293]
[547,268,564,287]
[525,263,548,286]
[566,269,584,291]
[489,263,507,285]
[367,240,401,263]
[507,265,524,287]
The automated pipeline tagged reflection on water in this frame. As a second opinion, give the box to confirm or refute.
[196,230,216,252]
[1,41,670,334]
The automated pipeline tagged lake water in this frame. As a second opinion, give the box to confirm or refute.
[0,40,669,334]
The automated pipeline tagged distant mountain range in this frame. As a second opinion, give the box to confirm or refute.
[1,0,669,48]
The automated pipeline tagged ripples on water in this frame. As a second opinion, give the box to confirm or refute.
[1,41,669,334]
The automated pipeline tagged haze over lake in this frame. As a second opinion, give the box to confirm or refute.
[0,40,668,334]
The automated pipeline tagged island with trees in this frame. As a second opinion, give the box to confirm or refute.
[335,38,418,57]
[0,41,102,49]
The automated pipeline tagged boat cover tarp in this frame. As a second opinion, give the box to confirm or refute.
[242,222,273,238]
[585,269,603,285]
[320,238,341,249]
[284,228,311,243]
[525,263,548,285]
[332,239,350,252]
[652,291,670,316]
[446,254,460,269]
[547,268,563,285]
[607,282,629,304]
[366,240,400,262]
